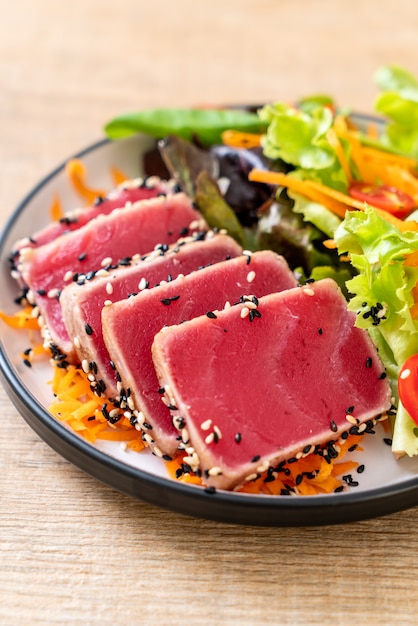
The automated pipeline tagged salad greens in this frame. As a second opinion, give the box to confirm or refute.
[374,65,418,158]
[257,102,348,192]
[104,107,267,146]
[104,64,418,458]
[334,207,418,455]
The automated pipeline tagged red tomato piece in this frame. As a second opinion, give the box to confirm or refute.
[348,181,415,219]
[398,354,418,426]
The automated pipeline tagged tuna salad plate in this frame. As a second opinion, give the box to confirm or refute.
[3,65,418,526]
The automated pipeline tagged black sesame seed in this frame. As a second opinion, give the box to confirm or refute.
[378,372,387,380]
[334,485,345,493]
[318,328,323,335]
[23,358,32,368]
[85,323,93,335]
[235,432,242,443]
[206,311,217,319]
[346,405,354,414]
[383,438,393,446]
[365,357,372,368]
[330,420,338,433]
[251,455,261,463]
[161,295,180,305]
[78,252,87,262]
[357,464,365,474]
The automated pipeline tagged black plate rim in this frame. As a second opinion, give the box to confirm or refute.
[2,120,418,527]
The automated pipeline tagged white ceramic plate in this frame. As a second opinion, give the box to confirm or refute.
[2,123,418,526]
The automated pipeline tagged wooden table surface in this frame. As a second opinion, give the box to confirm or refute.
[2,1,418,624]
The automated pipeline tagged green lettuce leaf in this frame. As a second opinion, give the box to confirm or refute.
[374,65,418,158]
[259,103,335,170]
[334,207,418,456]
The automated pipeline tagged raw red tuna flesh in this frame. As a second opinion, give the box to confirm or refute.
[17,193,204,361]
[102,250,297,456]
[11,177,176,254]
[60,233,242,398]
[151,278,392,490]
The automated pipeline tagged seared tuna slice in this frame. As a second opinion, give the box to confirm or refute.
[102,250,297,456]
[151,278,392,490]
[11,177,176,255]
[60,233,242,399]
[18,193,204,361]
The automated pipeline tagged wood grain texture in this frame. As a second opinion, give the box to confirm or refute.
[2,1,418,624]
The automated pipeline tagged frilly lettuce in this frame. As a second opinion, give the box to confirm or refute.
[334,207,418,456]
[374,65,418,158]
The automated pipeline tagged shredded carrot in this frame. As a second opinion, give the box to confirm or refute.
[49,193,64,221]
[323,239,337,249]
[326,128,353,183]
[164,433,366,496]
[221,129,263,149]
[49,364,145,448]
[0,307,41,331]
[65,159,107,205]
[249,168,418,231]
[110,166,128,186]
[248,169,353,218]
[366,123,379,140]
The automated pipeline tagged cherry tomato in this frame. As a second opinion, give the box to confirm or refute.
[398,354,418,426]
[348,181,415,219]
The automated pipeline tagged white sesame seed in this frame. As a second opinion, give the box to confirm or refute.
[208,466,223,476]
[81,359,90,373]
[303,288,315,296]
[104,300,112,306]
[95,269,110,278]
[106,282,113,295]
[101,257,112,267]
[346,414,357,425]
[240,307,250,319]
[245,473,258,482]
[120,442,128,451]
[127,396,135,411]
[181,428,190,444]
[205,433,215,445]
[256,462,269,474]
[153,446,163,458]
[87,374,95,382]
[138,277,148,290]
[213,425,222,439]
[143,433,154,445]
[64,270,74,282]
[73,336,81,349]
[242,249,253,257]
[224,301,231,309]
[247,270,256,283]
[201,419,212,430]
